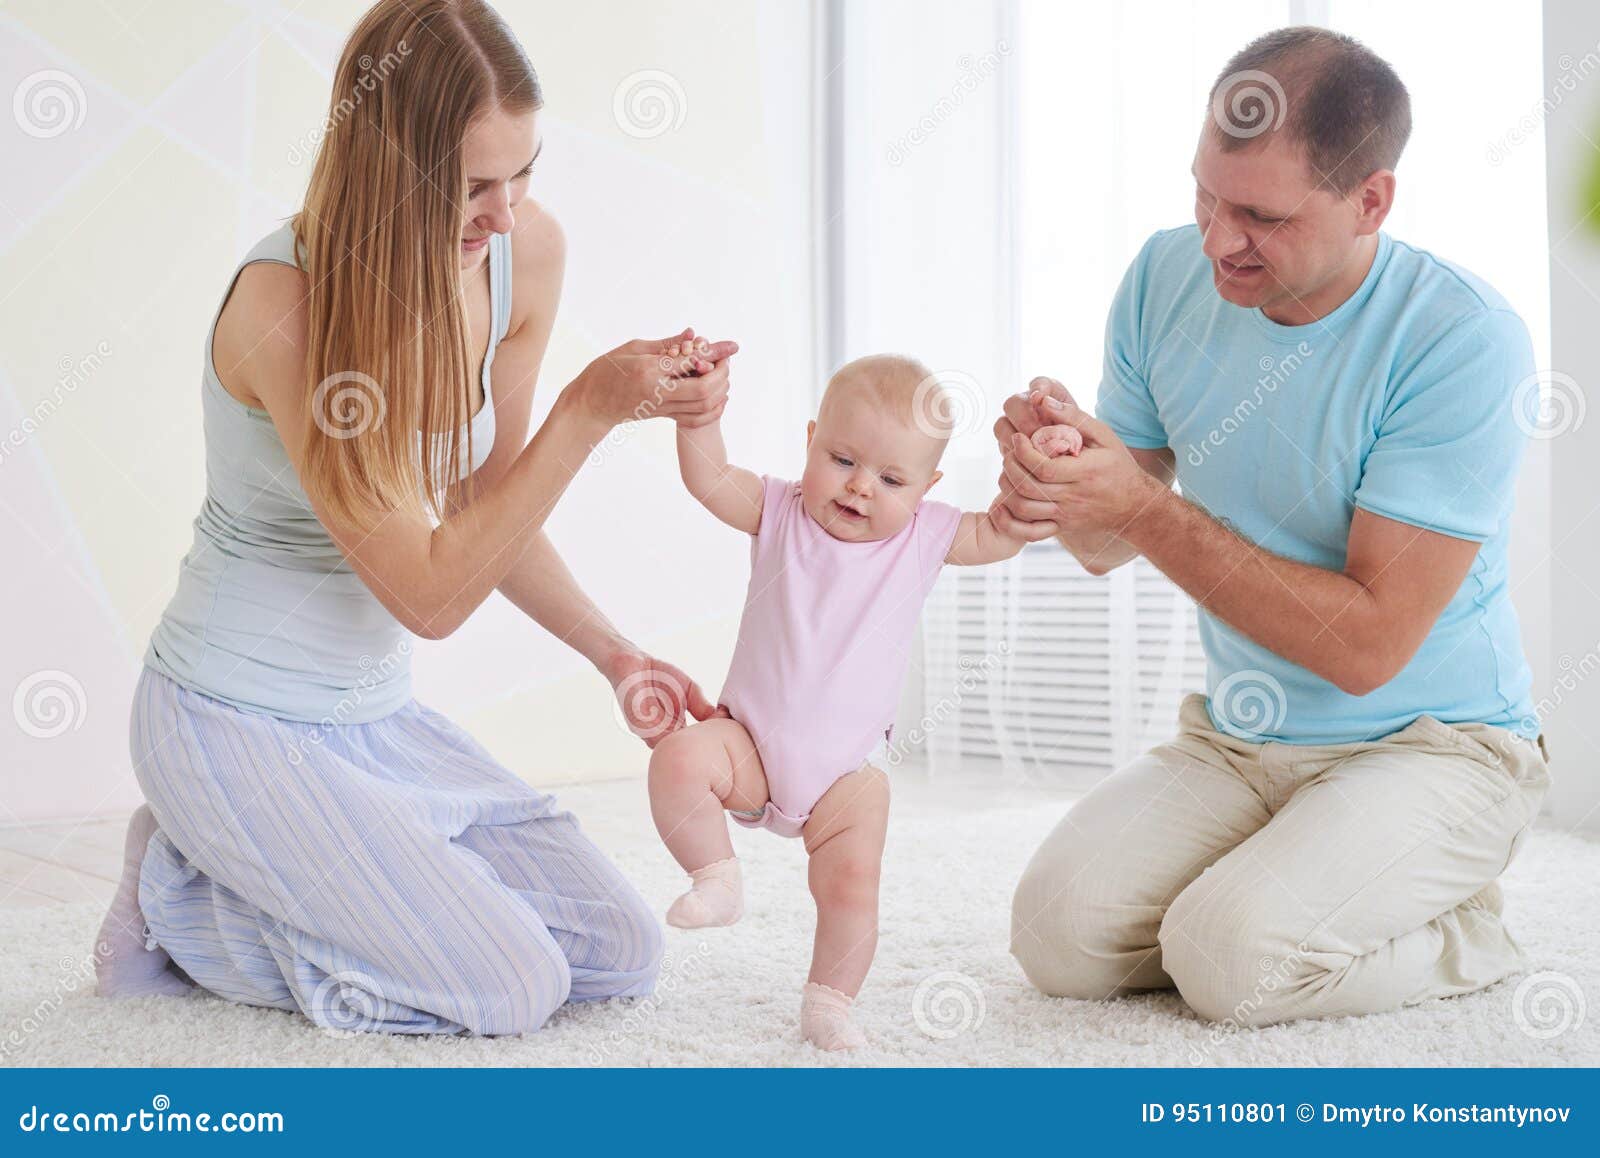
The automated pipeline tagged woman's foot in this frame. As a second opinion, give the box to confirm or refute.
[800,981,866,1051]
[94,805,194,998]
[665,856,744,928]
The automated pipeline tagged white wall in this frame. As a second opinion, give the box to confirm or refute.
[0,0,818,822]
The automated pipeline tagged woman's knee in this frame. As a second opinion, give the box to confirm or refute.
[561,883,663,1003]
[608,888,666,980]
[459,937,573,1036]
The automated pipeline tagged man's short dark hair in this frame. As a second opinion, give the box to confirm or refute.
[1208,26,1411,194]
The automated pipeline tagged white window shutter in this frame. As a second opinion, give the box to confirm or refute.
[916,542,1205,788]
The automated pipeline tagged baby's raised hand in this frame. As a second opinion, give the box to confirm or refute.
[662,335,736,429]
[662,337,715,378]
[1031,423,1084,458]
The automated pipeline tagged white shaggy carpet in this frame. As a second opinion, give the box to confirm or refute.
[2,777,1596,1067]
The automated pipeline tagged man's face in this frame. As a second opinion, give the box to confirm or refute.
[1191,129,1366,321]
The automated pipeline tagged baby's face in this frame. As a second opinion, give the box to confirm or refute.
[801,391,945,542]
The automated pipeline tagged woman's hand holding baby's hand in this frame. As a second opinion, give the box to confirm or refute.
[571,328,737,430]
[600,644,719,749]
[661,338,735,429]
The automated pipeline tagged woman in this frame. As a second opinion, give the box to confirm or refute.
[91,0,734,1035]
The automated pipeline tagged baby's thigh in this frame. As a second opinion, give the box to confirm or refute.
[665,717,770,812]
[802,764,890,855]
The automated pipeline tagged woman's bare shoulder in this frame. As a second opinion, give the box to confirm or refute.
[212,260,308,409]
[506,198,566,334]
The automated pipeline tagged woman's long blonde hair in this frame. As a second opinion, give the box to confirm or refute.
[294,0,540,529]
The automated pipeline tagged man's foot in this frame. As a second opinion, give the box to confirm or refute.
[94,805,194,998]
[665,856,743,928]
[801,981,866,1051]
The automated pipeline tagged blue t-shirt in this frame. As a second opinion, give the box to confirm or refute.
[1097,226,1536,745]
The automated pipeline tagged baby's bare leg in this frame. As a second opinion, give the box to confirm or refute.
[647,718,768,928]
[648,718,768,870]
[800,765,890,1049]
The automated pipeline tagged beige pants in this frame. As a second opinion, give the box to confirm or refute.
[1011,694,1550,1026]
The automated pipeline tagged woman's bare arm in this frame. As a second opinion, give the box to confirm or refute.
[214,210,728,640]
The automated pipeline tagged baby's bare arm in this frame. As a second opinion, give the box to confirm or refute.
[945,506,1049,566]
[676,406,764,535]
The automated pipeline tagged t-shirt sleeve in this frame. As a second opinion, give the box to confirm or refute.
[754,474,795,538]
[915,498,966,575]
[1352,309,1535,542]
[1094,233,1169,450]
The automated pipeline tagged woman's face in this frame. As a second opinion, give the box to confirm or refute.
[460,107,540,270]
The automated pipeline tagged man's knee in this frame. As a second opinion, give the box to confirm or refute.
[1158,877,1309,1028]
[1009,826,1155,1000]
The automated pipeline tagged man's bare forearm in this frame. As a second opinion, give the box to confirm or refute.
[1058,528,1139,575]
[1121,487,1384,694]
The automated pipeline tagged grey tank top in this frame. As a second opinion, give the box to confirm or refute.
[145,222,513,723]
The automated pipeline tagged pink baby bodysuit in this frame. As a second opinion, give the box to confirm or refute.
[718,476,964,838]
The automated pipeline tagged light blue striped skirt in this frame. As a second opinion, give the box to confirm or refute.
[129,666,662,1035]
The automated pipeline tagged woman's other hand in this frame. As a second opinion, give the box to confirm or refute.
[600,644,719,748]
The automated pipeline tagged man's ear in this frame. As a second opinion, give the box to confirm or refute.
[1352,170,1396,236]
[806,420,815,449]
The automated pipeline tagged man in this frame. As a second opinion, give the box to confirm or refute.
[994,26,1549,1027]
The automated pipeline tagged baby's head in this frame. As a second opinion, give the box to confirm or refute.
[802,354,951,542]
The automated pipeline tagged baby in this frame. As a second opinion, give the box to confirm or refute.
[648,348,1080,1051]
